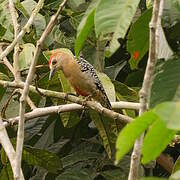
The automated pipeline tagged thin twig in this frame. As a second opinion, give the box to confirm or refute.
[0,0,44,61]
[0,47,15,76]
[15,1,68,179]
[128,1,164,180]
[0,117,24,179]
[9,0,21,81]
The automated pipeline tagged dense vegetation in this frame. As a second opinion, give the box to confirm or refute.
[0,0,179,179]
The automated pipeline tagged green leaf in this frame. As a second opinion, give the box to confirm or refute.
[18,43,35,71]
[114,81,139,118]
[97,72,116,102]
[127,8,152,69]
[75,0,99,56]
[100,169,129,180]
[67,0,86,11]
[89,110,118,158]
[62,111,81,128]
[116,111,157,163]
[157,26,173,60]
[0,0,14,41]
[172,155,180,173]
[150,57,180,108]
[56,168,96,180]
[62,151,101,168]
[170,170,180,180]
[15,0,29,19]
[95,0,140,57]
[163,0,180,26]
[114,81,139,102]
[140,177,167,180]
[0,24,6,38]
[104,61,127,80]
[21,0,46,37]
[0,72,8,102]
[35,120,55,149]
[154,102,180,130]
[23,146,62,173]
[0,163,13,180]
[142,118,176,164]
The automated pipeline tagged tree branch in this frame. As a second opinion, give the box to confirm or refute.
[15,0,68,179]
[128,1,164,180]
[5,100,141,126]
[9,0,21,81]
[0,0,44,61]
[0,47,15,76]
[0,79,133,123]
[0,117,24,179]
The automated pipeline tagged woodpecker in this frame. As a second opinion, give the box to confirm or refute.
[48,50,112,109]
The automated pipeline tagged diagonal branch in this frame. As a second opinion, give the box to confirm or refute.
[0,0,44,61]
[15,0,68,179]
[0,117,24,179]
[128,0,165,180]
[0,47,15,76]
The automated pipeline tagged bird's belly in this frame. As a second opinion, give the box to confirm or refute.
[68,74,95,97]
[74,86,90,96]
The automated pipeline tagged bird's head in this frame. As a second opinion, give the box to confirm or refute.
[48,52,66,80]
[48,49,75,80]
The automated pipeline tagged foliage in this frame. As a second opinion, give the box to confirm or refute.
[0,0,179,179]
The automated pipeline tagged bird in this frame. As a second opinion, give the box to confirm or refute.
[48,50,112,109]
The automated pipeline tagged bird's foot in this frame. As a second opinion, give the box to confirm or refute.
[82,95,92,107]
[64,92,76,103]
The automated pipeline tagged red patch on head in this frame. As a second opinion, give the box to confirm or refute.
[133,51,140,61]
[49,52,58,66]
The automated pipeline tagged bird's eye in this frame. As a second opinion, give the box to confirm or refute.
[52,59,57,65]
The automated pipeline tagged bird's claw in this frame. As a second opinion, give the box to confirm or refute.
[82,95,92,107]
[64,92,76,103]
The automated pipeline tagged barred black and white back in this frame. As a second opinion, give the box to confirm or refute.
[75,56,112,109]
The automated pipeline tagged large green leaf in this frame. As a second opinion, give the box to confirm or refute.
[89,110,118,158]
[56,168,96,180]
[0,0,13,41]
[0,24,6,39]
[142,119,176,164]
[21,0,46,37]
[57,71,76,127]
[140,178,167,180]
[0,163,13,180]
[97,72,116,102]
[18,43,35,71]
[114,81,139,118]
[150,58,180,108]
[127,8,152,69]
[116,111,157,163]
[0,72,8,102]
[23,146,62,173]
[154,102,180,130]
[172,155,180,173]
[95,0,140,57]
[62,151,101,168]
[75,0,99,56]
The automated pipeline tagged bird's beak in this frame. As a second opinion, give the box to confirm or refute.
[49,68,55,80]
